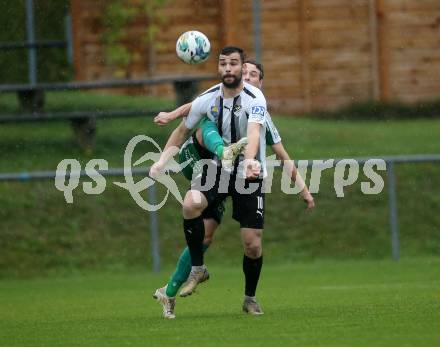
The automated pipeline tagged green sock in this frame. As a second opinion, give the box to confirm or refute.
[201,119,224,158]
[165,244,209,297]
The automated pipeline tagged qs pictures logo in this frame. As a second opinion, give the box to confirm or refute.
[55,135,189,211]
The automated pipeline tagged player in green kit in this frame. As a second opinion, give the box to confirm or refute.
[152,60,314,319]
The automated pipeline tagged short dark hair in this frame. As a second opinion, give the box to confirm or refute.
[219,46,245,64]
[244,59,264,80]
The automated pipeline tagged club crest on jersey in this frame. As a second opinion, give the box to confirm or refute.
[233,104,242,113]
[210,105,219,118]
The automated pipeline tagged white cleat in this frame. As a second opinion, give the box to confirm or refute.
[179,267,210,297]
[153,286,176,319]
[243,297,264,315]
[222,137,248,171]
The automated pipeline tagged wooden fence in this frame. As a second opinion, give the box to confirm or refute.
[71,0,440,115]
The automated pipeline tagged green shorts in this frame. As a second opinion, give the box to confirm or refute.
[179,139,202,181]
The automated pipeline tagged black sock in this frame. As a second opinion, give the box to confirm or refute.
[183,216,205,266]
[243,254,263,297]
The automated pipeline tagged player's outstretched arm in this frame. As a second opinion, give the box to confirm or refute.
[150,120,190,178]
[154,103,192,125]
[244,122,262,179]
[271,142,315,210]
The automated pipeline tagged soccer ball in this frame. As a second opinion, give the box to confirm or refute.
[176,31,211,64]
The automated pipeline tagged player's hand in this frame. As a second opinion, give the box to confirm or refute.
[154,112,174,126]
[301,191,315,211]
[243,159,261,180]
[149,161,164,179]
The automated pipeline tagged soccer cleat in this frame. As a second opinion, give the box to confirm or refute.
[179,267,210,297]
[242,297,264,315]
[153,286,176,319]
[222,137,248,171]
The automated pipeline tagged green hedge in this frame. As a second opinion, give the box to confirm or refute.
[314,100,440,120]
[0,0,72,83]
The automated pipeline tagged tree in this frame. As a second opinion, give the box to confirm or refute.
[101,0,170,78]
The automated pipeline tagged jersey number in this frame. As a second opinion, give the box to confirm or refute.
[257,196,263,209]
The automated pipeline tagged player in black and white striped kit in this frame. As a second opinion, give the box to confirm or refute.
[150,47,268,314]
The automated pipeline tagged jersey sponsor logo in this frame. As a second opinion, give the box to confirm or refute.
[251,106,266,121]
[252,106,265,115]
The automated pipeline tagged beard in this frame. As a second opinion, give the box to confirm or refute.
[222,73,242,88]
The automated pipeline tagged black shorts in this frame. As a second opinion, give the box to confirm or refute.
[191,162,265,229]
[201,200,225,225]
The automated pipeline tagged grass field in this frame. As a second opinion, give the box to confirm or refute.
[1,258,439,347]
[1,92,439,346]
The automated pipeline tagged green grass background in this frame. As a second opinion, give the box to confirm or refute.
[0,92,439,277]
[0,92,439,346]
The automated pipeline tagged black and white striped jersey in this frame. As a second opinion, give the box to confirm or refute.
[185,82,269,176]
